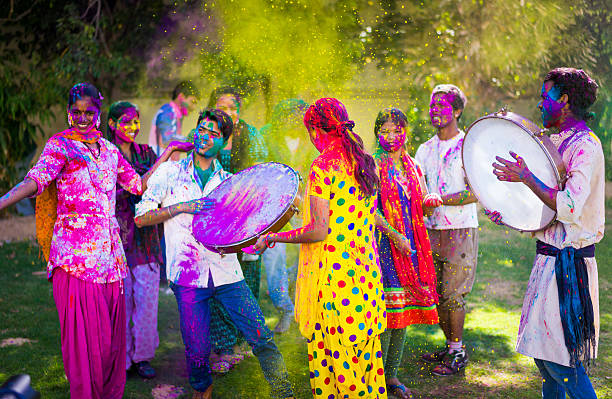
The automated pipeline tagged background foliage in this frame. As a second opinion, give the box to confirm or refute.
[1,0,610,197]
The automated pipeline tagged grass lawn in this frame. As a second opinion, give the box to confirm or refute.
[0,211,610,398]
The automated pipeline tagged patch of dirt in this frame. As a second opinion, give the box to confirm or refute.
[482,278,524,307]
[0,215,36,244]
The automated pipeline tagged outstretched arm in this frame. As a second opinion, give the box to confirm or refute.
[0,179,38,212]
[254,195,329,250]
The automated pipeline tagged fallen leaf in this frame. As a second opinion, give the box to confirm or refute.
[0,337,37,347]
[151,384,186,399]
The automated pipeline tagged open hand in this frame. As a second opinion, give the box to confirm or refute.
[178,197,215,214]
[423,193,443,208]
[492,151,531,183]
[484,209,503,225]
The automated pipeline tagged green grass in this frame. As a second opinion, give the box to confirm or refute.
[0,213,610,398]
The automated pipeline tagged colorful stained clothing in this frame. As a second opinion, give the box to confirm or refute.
[27,132,142,399]
[115,143,163,267]
[135,156,244,287]
[148,102,183,156]
[125,262,160,368]
[26,134,142,282]
[295,143,387,398]
[212,119,267,353]
[53,268,126,399]
[374,149,438,328]
[517,123,604,367]
[414,131,478,230]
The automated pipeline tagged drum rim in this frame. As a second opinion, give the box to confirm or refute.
[193,161,301,251]
[462,111,562,232]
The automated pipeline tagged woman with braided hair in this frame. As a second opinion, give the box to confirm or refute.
[255,98,388,398]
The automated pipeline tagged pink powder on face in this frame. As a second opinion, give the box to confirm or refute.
[429,92,455,128]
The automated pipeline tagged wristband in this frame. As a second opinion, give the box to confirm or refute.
[265,234,276,248]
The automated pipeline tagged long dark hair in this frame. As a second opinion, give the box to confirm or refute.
[304,98,379,197]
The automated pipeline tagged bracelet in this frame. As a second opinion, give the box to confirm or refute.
[265,234,276,248]
[168,206,174,218]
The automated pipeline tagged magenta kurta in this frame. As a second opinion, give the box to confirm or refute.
[26,134,142,282]
[27,133,142,399]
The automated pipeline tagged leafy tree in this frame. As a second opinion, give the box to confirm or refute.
[0,0,169,198]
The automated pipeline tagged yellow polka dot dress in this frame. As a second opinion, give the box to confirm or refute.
[295,149,387,399]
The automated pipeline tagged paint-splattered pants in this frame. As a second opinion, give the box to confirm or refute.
[125,262,160,369]
[171,279,294,398]
[52,268,126,399]
[209,253,262,353]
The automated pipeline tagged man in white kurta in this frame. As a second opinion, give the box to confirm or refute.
[491,67,602,399]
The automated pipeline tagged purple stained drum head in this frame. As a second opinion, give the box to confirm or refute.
[192,162,300,253]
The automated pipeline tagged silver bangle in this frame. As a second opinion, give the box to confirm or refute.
[168,207,174,218]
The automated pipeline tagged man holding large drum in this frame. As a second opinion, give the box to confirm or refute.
[415,84,479,376]
[490,68,602,399]
[134,109,295,399]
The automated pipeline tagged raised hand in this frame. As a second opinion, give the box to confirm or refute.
[423,193,443,208]
[178,197,216,214]
[484,209,503,225]
[168,141,195,153]
[492,151,531,183]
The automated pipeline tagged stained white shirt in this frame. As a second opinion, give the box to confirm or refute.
[517,124,604,366]
[415,131,478,230]
[136,155,244,288]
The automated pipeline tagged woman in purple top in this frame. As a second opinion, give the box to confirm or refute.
[108,101,164,379]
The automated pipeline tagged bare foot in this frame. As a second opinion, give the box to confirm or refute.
[387,377,413,399]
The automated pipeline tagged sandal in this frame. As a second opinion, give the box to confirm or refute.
[421,347,448,363]
[220,353,244,366]
[210,359,231,375]
[431,348,469,376]
[387,383,413,399]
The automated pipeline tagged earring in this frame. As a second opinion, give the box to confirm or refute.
[95,115,101,129]
[67,112,74,127]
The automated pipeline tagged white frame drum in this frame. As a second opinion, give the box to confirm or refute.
[462,109,566,232]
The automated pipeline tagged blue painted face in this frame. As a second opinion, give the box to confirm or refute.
[539,82,565,128]
[193,118,224,158]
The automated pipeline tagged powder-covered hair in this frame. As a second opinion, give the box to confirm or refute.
[68,82,103,111]
[304,98,379,197]
[374,108,408,138]
[207,86,242,108]
[196,108,234,142]
[431,84,467,120]
[106,101,139,142]
[172,80,200,100]
[544,68,599,121]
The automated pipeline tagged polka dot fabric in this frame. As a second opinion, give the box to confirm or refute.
[298,152,387,398]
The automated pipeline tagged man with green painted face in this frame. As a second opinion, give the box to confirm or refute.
[136,109,295,399]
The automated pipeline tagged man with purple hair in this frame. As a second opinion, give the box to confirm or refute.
[415,84,479,376]
[490,67,602,398]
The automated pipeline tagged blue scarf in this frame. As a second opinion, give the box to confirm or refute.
[536,240,596,367]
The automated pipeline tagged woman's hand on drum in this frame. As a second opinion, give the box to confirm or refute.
[492,151,532,183]
[484,209,503,225]
[254,233,274,254]
[178,197,216,214]
[423,193,443,208]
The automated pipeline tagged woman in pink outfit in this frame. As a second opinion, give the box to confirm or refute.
[0,82,191,399]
